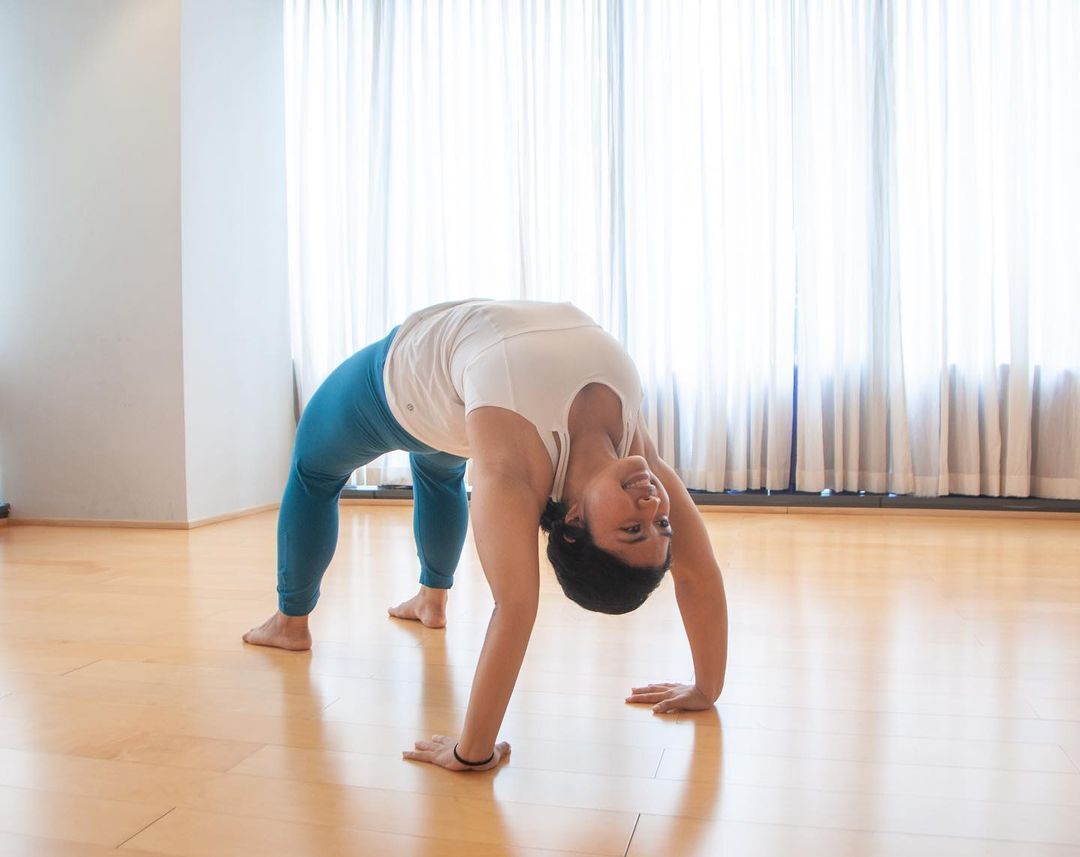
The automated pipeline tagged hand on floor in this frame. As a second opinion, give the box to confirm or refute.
[625,682,714,714]
[403,734,510,772]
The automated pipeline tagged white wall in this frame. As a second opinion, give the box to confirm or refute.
[0,0,294,523]
[180,0,294,522]
[0,1,188,521]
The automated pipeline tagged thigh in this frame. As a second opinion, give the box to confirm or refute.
[410,450,468,482]
[294,345,398,478]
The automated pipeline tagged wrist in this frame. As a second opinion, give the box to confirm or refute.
[455,738,494,761]
[453,743,495,767]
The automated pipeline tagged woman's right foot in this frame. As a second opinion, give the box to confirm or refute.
[242,611,312,651]
[388,585,448,629]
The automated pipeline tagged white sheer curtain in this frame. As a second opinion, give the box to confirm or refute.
[284,0,1079,498]
[891,0,1080,498]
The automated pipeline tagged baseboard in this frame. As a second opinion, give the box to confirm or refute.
[341,485,1080,518]
[9,502,280,530]
[186,503,280,528]
[341,498,415,507]
[10,517,190,529]
[781,506,1080,520]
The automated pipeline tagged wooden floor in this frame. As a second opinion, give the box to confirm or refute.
[0,507,1078,856]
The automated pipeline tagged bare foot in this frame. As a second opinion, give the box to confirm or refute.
[242,611,312,651]
[388,585,448,629]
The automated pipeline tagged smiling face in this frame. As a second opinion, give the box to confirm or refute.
[567,455,673,567]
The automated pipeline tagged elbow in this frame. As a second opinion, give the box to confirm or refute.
[492,595,539,624]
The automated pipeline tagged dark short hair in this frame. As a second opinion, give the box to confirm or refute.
[539,499,671,614]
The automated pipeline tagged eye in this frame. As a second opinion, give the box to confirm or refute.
[623,524,642,534]
[657,517,671,529]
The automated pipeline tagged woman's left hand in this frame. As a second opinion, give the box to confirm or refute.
[625,682,714,713]
[402,734,510,772]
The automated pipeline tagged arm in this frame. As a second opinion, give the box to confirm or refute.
[403,457,545,770]
[457,462,543,757]
[627,417,729,710]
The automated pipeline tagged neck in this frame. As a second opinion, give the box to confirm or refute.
[560,425,618,510]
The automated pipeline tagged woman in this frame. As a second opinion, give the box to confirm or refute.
[244,299,728,772]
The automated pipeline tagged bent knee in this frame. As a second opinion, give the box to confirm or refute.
[291,456,352,494]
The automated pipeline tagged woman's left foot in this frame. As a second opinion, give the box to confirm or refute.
[243,611,312,650]
[388,586,448,629]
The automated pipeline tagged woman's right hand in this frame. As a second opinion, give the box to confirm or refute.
[402,734,511,772]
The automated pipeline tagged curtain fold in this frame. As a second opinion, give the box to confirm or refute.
[284,0,1079,499]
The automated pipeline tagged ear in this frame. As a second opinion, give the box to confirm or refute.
[562,503,583,543]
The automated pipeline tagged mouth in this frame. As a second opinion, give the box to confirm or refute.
[621,472,655,491]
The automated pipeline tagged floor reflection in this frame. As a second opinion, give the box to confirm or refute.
[632,708,725,857]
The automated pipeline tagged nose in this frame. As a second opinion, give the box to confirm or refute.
[637,495,660,510]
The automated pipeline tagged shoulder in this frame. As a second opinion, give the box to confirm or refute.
[466,406,555,496]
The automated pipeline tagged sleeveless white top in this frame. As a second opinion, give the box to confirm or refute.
[383,299,644,500]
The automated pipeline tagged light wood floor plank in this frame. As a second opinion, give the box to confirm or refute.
[0,672,334,720]
[169,773,635,855]
[625,813,1080,857]
[0,830,169,857]
[121,807,609,857]
[0,784,170,848]
[655,747,1080,805]
[0,712,265,771]
[0,747,218,804]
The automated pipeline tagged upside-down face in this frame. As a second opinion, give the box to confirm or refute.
[565,455,673,568]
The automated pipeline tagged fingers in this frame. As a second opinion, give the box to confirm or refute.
[625,682,701,714]
[626,684,682,703]
[626,691,671,703]
[627,682,687,707]
[404,737,447,759]
[496,741,511,756]
[402,749,433,762]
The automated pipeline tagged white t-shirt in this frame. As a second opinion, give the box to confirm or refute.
[383,299,644,500]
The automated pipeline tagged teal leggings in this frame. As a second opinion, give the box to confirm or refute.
[277,327,469,616]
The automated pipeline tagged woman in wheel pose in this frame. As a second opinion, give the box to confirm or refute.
[244,299,728,772]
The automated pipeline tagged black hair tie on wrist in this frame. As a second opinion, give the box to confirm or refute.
[453,743,495,767]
